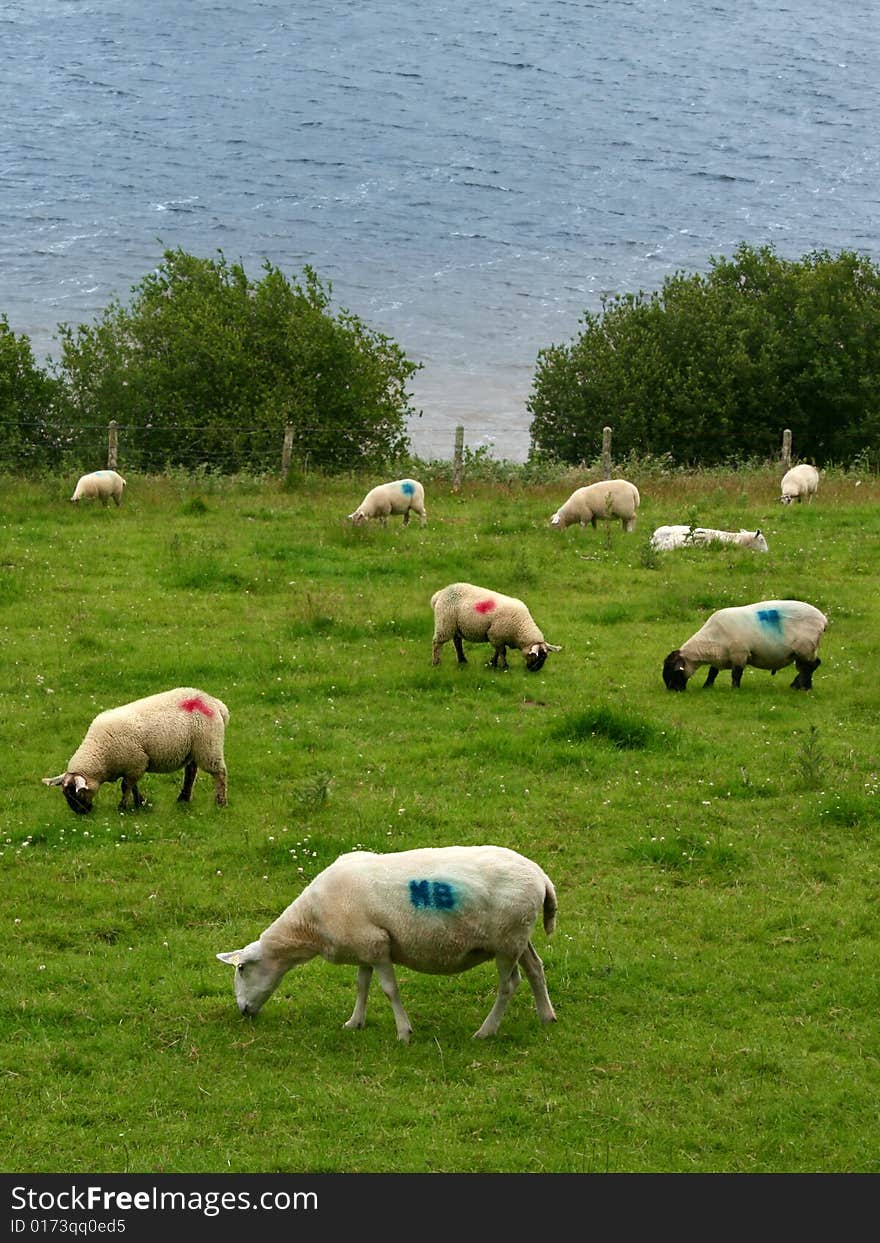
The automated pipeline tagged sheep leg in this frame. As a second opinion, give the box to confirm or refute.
[703,666,720,688]
[731,666,745,688]
[474,955,521,1038]
[177,760,198,802]
[520,941,556,1025]
[791,656,820,690]
[373,962,413,1043]
[402,510,411,526]
[211,766,228,807]
[453,634,468,664]
[488,644,508,670]
[344,965,373,1030]
[119,775,146,811]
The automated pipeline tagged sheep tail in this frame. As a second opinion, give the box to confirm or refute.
[542,879,558,937]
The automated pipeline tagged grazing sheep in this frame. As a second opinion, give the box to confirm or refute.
[42,687,229,814]
[662,600,828,691]
[217,845,558,1042]
[650,525,769,553]
[70,470,126,507]
[550,479,640,532]
[348,478,427,527]
[431,582,561,672]
[780,464,819,505]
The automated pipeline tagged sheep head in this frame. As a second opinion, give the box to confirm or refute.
[42,772,96,814]
[525,642,561,671]
[662,650,690,691]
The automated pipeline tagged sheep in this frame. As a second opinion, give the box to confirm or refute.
[217,845,558,1042]
[42,687,229,814]
[348,478,427,527]
[649,525,769,552]
[550,478,640,532]
[70,470,126,507]
[431,581,561,672]
[780,463,819,505]
[662,599,828,691]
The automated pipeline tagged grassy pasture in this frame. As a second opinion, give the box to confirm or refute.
[1,463,878,1174]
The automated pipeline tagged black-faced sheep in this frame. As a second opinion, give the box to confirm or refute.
[550,479,640,532]
[780,464,819,505]
[43,687,229,813]
[70,470,126,507]
[348,479,427,527]
[217,845,558,1042]
[430,582,561,672]
[662,600,828,691]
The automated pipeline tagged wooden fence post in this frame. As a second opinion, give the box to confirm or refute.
[781,429,792,469]
[108,420,118,469]
[452,425,464,492]
[281,424,294,475]
[602,426,612,479]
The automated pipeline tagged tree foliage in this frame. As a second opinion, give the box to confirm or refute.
[0,316,62,468]
[527,245,880,467]
[53,249,420,472]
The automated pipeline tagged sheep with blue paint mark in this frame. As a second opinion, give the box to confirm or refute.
[348,478,427,527]
[70,469,126,507]
[662,600,828,691]
[217,845,558,1042]
[43,687,229,813]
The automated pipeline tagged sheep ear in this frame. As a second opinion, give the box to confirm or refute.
[42,774,65,787]
[547,643,562,652]
[216,951,243,967]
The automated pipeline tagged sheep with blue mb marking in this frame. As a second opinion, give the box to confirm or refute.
[662,600,828,691]
[217,845,558,1042]
[348,478,427,527]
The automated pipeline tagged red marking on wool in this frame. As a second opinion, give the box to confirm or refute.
[180,696,214,717]
[474,599,496,614]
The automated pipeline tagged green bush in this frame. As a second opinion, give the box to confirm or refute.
[50,249,420,473]
[527,244,880,467]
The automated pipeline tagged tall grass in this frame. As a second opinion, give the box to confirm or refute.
[1,464,879,1173]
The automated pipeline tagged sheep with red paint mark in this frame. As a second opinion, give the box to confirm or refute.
[431,581,561,672]
[347,478,427,527]
[217,845,558,1042]
[43,687,229,813]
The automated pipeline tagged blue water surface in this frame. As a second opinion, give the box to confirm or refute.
[1,0,878,459]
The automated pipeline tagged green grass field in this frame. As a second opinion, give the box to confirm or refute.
[2,463,878,1173]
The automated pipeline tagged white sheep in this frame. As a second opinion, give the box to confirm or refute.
[348,478,427,527]
[662,599,828,691]
[70,470,126,507]
[217,845,558,1042]
[431,581,561,672]
[42,687,229,814]
[650,525,769,552]
[550,478,640,532]
[780,463,819,505]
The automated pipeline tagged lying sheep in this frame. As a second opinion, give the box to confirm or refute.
[70,470,126,507]
[780,463,819,505]
[431,581,561,672]
[43,687,229,813]
[662,599,828,691]
[348,478,427,527]
[550,478,640,532]
[217,845,558,1042]
[650,525,769,552]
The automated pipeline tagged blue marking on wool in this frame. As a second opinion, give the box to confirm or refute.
[757,608,783,632]
[401,480,416,496]
[409,879,457,911]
